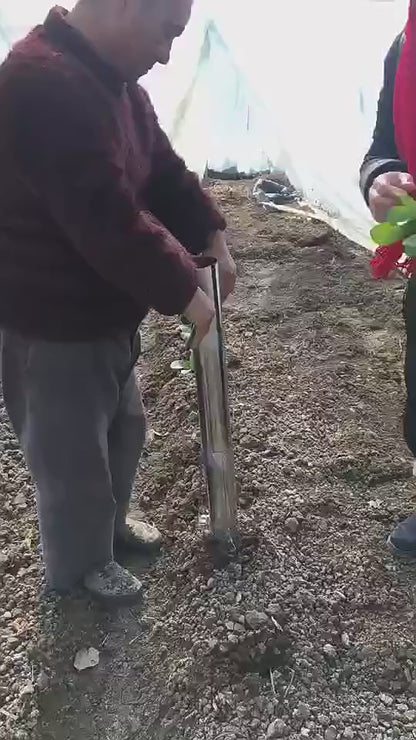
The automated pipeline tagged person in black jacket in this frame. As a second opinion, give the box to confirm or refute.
[361,30,416,557]
[360,33,416,217]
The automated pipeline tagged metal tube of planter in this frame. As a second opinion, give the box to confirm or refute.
[192,257,237,541]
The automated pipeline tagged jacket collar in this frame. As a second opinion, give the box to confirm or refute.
[43,6,125,96]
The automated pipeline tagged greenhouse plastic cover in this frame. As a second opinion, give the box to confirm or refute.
[0,0,411,248]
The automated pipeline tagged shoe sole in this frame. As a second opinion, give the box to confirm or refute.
[85,588,143,608]
[114,539,162,554]
[387,535,416,560]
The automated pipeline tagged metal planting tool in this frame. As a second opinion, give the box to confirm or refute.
[190,256,238,542]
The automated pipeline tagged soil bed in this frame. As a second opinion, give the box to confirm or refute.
[1,182,416,740]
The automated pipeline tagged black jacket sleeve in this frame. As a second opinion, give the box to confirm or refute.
[360,33,407,204]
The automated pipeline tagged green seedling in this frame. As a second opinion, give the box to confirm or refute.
[170,324,195,376]
[370,193,416,256]
[170,358,192,376]
[179,323,193,342]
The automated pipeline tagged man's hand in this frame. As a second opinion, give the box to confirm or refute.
[183,287,215,346]
[369,171,416,223]
[205,231,236,301]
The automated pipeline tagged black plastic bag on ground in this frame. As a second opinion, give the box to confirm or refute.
[253,176,299,206]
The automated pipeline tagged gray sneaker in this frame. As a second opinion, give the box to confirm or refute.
[114,516,162,552]
[388,514,416,558]
[83,562,143,606]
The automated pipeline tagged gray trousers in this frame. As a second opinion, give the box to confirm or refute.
[1,331,146,590]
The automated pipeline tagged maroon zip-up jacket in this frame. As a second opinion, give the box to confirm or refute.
[0,6,226,340]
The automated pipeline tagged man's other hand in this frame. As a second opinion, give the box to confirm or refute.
[183,287,215,346]
[205,231,236,301]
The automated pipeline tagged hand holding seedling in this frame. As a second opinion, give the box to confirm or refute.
[370,191,416,257]
[369,171,416,223]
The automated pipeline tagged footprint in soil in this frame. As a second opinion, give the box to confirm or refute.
[34,551,159,740]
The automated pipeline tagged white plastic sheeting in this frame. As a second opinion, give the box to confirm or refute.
[0,0,411,247]
[144,0,410,248]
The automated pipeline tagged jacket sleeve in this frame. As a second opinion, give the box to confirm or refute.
[360,33,407,204]
[134,86,226,256]
[1,63,198,317]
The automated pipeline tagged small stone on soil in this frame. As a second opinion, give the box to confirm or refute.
[245,611,269,630]
[267,719,288,738]
[285,517,300,534]
[325,727,338,740]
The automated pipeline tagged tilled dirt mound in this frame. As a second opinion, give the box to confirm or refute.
[2,182,416,740]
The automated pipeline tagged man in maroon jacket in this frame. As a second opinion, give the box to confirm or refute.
[0,0,236,604]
